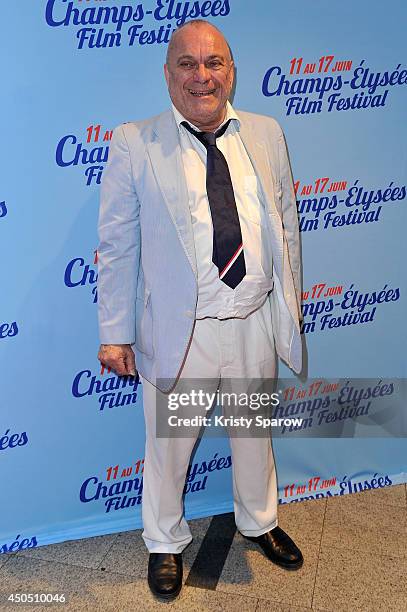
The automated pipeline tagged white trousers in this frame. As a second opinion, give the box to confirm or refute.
[141,298,278,553]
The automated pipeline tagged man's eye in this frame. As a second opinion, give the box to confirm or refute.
[180,62,194,69]
[208,61,222,68]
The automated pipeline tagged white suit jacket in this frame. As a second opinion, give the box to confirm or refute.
[98,109,303,391]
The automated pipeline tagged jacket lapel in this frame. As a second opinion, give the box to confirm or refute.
[239,116,300,337]
[146,111,197,277]
[238,119,282,221]
[238,118,284,271]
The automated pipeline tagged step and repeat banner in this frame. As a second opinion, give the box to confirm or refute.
[1,1,406,552]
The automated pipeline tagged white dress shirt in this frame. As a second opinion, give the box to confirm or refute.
[172,102,274,319]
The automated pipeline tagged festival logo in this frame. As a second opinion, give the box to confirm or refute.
[279,472,393,504]
[79,451,231,513]
[45,0,231,50]
[64,249,98,303]
[272,378,401,438]
[295,177,406,233]
[71,362,140,411]
[79,458,144,513]
[55,125,112,187]
[300,281,400,335]
[263,55,406,115]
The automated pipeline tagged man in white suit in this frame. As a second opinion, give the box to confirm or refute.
[98,19,303,601]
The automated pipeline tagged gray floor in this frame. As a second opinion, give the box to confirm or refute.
[0,485,406,611]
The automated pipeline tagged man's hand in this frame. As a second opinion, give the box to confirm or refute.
[98,344,137,377]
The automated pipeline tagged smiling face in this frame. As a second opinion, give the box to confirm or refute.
[164,23,234,132]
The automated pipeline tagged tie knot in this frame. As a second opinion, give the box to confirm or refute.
[181,119,232,149]
[200,132,216,147]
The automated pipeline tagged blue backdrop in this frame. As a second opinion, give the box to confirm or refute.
[1,1,406,553]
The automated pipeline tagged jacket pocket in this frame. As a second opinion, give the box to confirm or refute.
[135,289,154,357]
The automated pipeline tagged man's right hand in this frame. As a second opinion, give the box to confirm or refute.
[98,344,137,377]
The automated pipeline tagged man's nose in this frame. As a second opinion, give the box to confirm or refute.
[193,63,211,82]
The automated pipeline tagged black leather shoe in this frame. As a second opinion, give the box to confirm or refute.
[244,526,303,570]
[148,553,183,601]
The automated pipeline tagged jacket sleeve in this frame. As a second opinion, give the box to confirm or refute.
[97,124,141,344]
[276,124,303,322]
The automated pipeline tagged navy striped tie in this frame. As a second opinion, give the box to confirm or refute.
[182,120,246,289]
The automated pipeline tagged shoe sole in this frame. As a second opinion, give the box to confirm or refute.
[266,555,304,571]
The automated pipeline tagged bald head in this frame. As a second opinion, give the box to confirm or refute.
[166,19,232,65]
[164,20,234,131]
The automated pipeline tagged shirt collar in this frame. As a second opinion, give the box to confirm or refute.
[172,100,240,134]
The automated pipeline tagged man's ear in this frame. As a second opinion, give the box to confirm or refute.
[164,63,170,86]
